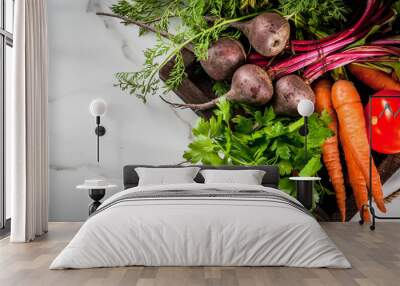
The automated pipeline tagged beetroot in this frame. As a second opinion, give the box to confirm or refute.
[232,13,290,57]
[162,64,273,110]
[200,38,246,81]
[272,75,315,117]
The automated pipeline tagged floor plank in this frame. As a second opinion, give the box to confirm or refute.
[0,222,399,286]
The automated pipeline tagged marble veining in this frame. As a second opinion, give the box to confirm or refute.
[48,0,197,221]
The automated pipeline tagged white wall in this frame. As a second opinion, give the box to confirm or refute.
[48,0,197,221]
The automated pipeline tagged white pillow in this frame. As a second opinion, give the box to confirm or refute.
[135,167,200,186]
[200,169,266,185]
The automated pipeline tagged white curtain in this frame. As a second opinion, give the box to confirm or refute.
[8,0,49,242]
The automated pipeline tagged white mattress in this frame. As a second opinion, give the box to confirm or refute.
[50,183,350,269]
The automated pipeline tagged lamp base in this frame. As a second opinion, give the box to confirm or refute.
[88,189,106,215]
[95,126,106,136]
[296,180,313,210]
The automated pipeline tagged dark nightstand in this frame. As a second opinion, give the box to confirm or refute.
[289,177,321,210]
[76,182,117,215]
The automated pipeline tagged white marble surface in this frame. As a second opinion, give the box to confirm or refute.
[48,0,197,221]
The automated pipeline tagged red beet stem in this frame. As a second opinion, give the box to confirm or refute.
[305,53,391,78]
[291,0,392,53]
[354,57,399,62]
[371,36,400,45]
[267,22,399,79]
[247,0,397,82]
[293,5,388,52]
[342,46,400,56]
[269,33,366,78]
[305,48,400,76]
[305,58,356,83]
[248,0,393,79]
[303,46,400,83]
[291,0,377,50]
[291,31,346,47]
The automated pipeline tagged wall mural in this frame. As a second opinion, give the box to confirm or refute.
[98,0,400,221]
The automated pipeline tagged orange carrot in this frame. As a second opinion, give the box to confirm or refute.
[332,80,386,213]
[339,127,370,222]
[314,79,346,222]
[348,64,400,91]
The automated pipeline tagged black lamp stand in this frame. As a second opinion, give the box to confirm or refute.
[295,180,313,209]
[94,116,106,162]
[359,95,400,230]
[88,189,106,215]
[299,116,309,161]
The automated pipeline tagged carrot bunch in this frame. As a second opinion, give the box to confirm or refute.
[314,80,346,221]
[314,79,387,222]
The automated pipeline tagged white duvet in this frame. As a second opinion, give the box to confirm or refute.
[50,183,350,269]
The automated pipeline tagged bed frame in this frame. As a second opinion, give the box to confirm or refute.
[123,165,280,189]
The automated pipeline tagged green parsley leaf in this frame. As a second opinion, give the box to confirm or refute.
[299,155,323,177]
[233,115,254,134]
[278,160,293,176]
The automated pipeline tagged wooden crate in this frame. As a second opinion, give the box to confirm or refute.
[159,48,216,119]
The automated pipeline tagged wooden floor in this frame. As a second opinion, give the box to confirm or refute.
[0,222,399,286]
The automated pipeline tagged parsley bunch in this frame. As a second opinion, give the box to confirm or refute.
[183,98,333,201]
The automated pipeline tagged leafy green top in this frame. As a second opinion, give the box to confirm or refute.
[183,99,333,201]
[278,0,350,39]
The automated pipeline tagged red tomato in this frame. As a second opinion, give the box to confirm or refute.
[364,90,400,154]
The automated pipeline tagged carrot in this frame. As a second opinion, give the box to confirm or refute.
[348,63,400,91]
[332,80,386,213]
[314,79,346,222]
[339,127,370,222]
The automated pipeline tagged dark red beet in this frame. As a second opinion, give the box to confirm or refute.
[200,38,246,81]
[161,64,274,110]
[272,75,315,117]
[232,13,290,57]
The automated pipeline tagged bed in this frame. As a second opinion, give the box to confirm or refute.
[50,165,350,269]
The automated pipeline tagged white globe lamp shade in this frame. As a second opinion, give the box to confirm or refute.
[297,99,314,117]
[89,99,107,117]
